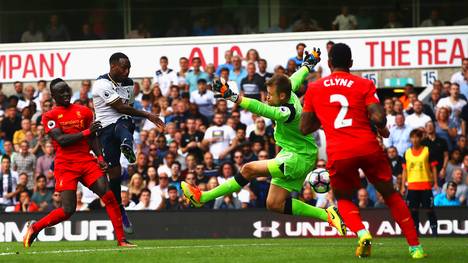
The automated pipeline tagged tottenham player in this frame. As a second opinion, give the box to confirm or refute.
[92,52,165,233]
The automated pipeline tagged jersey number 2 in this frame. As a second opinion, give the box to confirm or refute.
[330,94,352,129]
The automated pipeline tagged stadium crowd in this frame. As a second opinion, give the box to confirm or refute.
[0,43,467,213]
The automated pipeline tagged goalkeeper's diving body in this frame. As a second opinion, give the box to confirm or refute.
[182,48,347,235]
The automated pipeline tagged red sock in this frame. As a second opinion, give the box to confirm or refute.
[337,199,366,233]
[101,190,125,242]
[384,192,419,246]
[32,207,71,233]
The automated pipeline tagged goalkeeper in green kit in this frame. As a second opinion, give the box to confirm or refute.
[182,47,346,235]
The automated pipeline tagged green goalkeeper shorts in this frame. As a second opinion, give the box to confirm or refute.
[267,149,317,192]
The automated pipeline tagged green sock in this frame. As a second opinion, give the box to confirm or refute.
[200,178,242,203]
[357,229,369,239]
[292,199,328,221]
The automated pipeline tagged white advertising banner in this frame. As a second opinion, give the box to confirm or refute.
[0,26,467,82]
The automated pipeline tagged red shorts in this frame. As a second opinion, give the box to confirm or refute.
[54,160,104,192]
[327,150,392,191]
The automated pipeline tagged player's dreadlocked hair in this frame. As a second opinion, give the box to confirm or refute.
[50,78,64,90]
[109,52,129,65]
[266,74,292,100]
[329,43,352,69]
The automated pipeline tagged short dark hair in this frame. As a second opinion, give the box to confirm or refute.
[410,129,423,138]
[141,94,151,101]
[220,67,230,74]
[447,181,458,189]
[141,188,151,195]
[329,43,352,68]
[443,81,451,85]
[168,185,178,192]
[160,56,168,61]
[14,81,22,86]
[109,52,128,65]
[326,41,335,46]
[296,43,306,49]
[259,58,267,64]
[463,57,468,63]
[197,78,207,84]
[36,174,46,182]
[451,83,460,88]
[1,155,10,162]
[179,57,188,62]
[192,57,201,63]
[50,78,64,90]
[266,74,292,99]
[37,80,46,85]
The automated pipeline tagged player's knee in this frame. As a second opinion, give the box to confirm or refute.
[62,204,76,214]
[240,163,255,180]
[266,199,283,213]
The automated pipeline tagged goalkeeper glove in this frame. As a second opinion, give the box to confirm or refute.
[213,79,239,103]
[301,47,321,72]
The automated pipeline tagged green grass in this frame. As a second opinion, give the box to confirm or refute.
[0,237,466,262]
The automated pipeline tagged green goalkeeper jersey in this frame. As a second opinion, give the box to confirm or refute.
[239,66,317,156]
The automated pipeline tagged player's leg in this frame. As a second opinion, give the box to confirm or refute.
[85,168,135,247]
[100,127,134,234]
[365,151,424,259]
[24,190,76,248]
[114,116,136,164]
[406,190,421,233]
[420,190,438,236]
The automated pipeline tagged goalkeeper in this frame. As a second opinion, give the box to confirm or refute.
[182,48,347,235]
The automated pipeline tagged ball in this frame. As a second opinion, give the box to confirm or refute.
[306,168,331,194]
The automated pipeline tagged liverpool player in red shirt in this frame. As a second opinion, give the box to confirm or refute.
[300,43,424,259]
[23,78,135,247]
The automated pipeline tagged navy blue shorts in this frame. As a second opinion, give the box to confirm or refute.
[99,116,135,167]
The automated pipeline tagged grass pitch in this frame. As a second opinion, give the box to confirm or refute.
[0,237,466,262]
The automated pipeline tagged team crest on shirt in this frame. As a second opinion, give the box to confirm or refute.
[47,120,56,129]
[279,106,289,113]
[76,111,81,118]
[58,114,63,119]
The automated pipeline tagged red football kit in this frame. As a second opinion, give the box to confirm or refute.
[42,104,103,192]
[303,71,392,190]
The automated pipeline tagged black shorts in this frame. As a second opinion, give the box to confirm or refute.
[99,116,135,167]
[406,190,434,209]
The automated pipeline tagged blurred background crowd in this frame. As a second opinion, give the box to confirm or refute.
[1,39,467,213]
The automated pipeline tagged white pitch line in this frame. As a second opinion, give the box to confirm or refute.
[0,243,279,256]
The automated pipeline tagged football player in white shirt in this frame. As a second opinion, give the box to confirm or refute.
[92,52,165,233]
[153,56,178,96]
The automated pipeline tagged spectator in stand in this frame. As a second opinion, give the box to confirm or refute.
[240,62,265,101]
[181,118,205,161]
[177,57,191,89]
[77,23,99,40]
[398,84,414,110]
[301,187,317,206]
[436,83,467,120]
[193,16,215,36]
[356,188,374,208]
[126,22,151,38]
[75,191,89,211]
[190,79,216,120]
[45,14,70,41]
[291,11,322,32]
[257,59,273,83]
[435,107,457,152]
[149,173,168,210]
[1,141,14,158]
[71,80,92,103]
[387,146,403,180]
[434,181,461,207]
[401,129,438,235]
[202,113,236,164]
[288,43,306,69]
[384,98,396,130]
[450,58,468,89]
[128,173,146,204]
[460,69,468,101]
[185,57,209,93]
[405,100,432,129]
[121,188,136,210]
[203,152,218,178]
[442,168,466,204]
[131,188,153,210]
[14,190,39,212]
[164,185,183,210]
[332,6,358,30]
[21,20,44,42]
[13,81,24,100]
[383,11,403,28]
[165,18,188,37]
[316,41,335,79]
[385,113,412,157]
[31,175,52,211]
[427,87,441,117]
[1,106,21,142]
[244,49,260,68]
[422,121,449,185]
[12,141,36,189]
[455,136,467,155]
[286,59,297,77]
[216,50,234,76]
[154,56,178,97]
[13,119,32,148]
[0,156,18,209]
[214,194,242,210]
[442,81,452,97]
[205,63,216,84]
[445,149,462,182]
[420,9,446,27]
[17,85,34,112]
[274,65,286,75]
[229,56,247,90]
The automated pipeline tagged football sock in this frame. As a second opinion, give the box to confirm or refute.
[200,174,249,203]
[101,190,125,242]
[337,199,366,233]
[291,198,328,221]
[384,192,420,246]
[32,207,71,233]
[109,178,122,204]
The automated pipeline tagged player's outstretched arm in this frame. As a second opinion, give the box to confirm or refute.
[290,48,321,92]
[367,103,389,138]
[300,111,321,134]
[49,121,102,147]
[108,99,165,130]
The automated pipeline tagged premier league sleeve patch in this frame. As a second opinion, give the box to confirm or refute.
[47,120,56,129]
[104,91,110,98]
